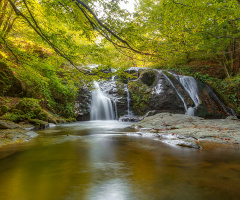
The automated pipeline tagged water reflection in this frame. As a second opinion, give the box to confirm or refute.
[0,121,240,200]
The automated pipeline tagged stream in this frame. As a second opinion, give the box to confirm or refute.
[0,121,240,200]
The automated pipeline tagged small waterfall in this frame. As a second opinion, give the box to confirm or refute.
[178,76,201,116]
[162,73,188,112]
[179,76,201,107]
[127,89,131,116]
[90,81,115,120]
[113,100,118,120]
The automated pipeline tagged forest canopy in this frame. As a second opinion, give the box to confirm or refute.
[1,0,240,116]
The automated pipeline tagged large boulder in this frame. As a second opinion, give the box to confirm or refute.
[128,69,234,119]
[128,69,188,115]
[75,87,91,121]
[194,80,233,119]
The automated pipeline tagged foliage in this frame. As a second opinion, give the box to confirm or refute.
[1,105,9,113]
[128,80,151,115]
[134,0,240,77]
[0,0,240,117]
[2,112,27,122]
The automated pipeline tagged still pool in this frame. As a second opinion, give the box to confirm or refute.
[0,121,240,200]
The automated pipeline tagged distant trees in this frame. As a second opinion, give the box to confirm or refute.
[134,0,240,77]
[1,0,240,78]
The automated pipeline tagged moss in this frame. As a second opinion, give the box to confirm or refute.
[1,105,9,113]
[16,98,41,113]
[14,98,47,120]
[0,61,25,97]
[139,69,157,87]
[10,109,24,115]
[66,117,77,122]
[28,119,49,129]
[116,81,126,96]
[128,79,151,115]
[2,112,28,122]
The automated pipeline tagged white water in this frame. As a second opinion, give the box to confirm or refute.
[179,76,201,107]
[162,73,188,112]
[127,89,131,115]
[178,76,201,116]
[90,82,115,120]
[113,100,118,120]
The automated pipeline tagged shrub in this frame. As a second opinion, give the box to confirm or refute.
[1,105,9,113]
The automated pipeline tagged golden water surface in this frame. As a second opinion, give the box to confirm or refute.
[0,121,240,200]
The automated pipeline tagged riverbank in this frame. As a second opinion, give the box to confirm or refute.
[133,113,240,150]
[0,120,38,147]
[0,119,63,147]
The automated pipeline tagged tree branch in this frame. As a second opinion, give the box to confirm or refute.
[73,0,153,56]
[0,33,19,62]
[7,0,88,74]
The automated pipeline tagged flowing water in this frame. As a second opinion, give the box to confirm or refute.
[90,82,115,120]
[0,121,240,200]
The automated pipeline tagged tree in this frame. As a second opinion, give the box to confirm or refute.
[133,0,240,77]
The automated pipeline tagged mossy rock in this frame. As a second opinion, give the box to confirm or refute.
[139,69,158,87]
[43,110,58,124]
[28,119,49,129]
[128,79,152,115]
[66,117,77,122]
[0,61,25,97]
[1,112,28,122]
[15,98,41,113]
[10,108,24,115]
[1,105,9,113]
[0,120,19,129]
[55,117,66,124]
[15,98,48,121]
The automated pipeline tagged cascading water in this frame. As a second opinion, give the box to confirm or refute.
[162,73,188,112]
[90,81,115,120]
[113,100,118,120]
[126,70,133,116]
[127,89,131,116]
[178,75,201,116]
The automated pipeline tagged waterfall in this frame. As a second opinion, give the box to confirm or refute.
[178,76,201,116]
[162,73,188,112]
[178,76,201,107]
[90,81,115,120]
[127,89,131,116]
[113,100,118,120]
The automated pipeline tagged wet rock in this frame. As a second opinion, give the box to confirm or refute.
[134,113,240,149]
[119,115,142,122]
[128,68,234,119]
[194,81,232,119]
[139,69,157,87]
[74,67,235,120]
[0,129,38,147]
[75,87,91,121]
[0,120,19,129]
[28,119,49,129]
[226,116,239,121]
[99,80,128,117]
[128,70,188,115]
[25,131,38,138]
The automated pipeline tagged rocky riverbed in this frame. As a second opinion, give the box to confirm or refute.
[133,113,240,150]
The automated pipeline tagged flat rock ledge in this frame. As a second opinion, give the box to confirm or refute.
[0,120,38,147]
[133,113,240,150]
